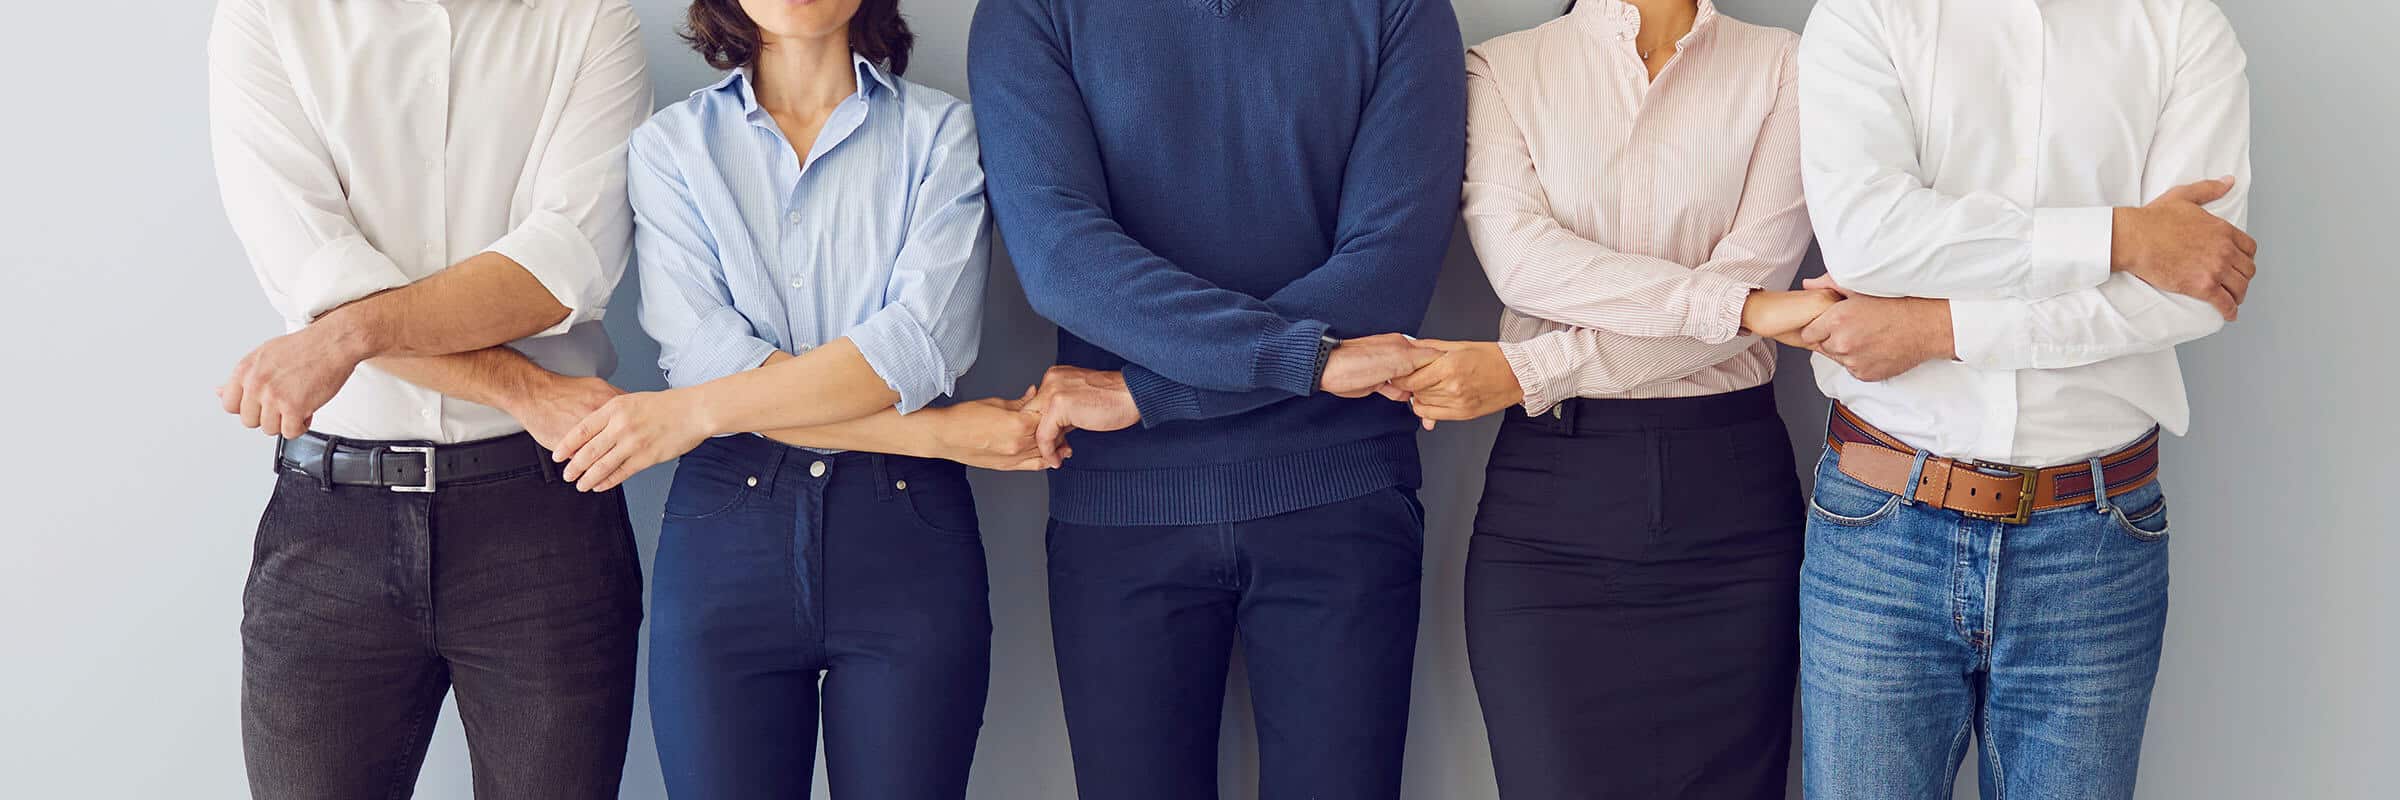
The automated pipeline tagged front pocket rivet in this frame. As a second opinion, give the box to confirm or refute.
[895,480,908,491]
[745,476,758,487]
[810,461,828,478]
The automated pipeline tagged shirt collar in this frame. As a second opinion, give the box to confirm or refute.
[1576,0,1721,47]
[699,52,898,117]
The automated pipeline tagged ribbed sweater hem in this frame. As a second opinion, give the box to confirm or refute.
[1047,432,1420,526]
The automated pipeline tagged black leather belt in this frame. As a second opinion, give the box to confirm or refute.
[275,432,552,493]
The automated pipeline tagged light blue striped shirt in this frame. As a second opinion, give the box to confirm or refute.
[629,54,989,415]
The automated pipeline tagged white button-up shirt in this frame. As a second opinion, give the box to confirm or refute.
[1799,0,2250,466]
[207,0,650,442]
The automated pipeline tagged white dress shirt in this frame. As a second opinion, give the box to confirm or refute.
[1799,0,2250,466]
[208,0,651,443]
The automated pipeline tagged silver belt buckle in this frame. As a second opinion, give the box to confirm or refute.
[388,445,437,493]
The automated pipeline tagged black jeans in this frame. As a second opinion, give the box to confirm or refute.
[1465,386,1803,800]
[241,434,643,800]
[1046,486,1425,800]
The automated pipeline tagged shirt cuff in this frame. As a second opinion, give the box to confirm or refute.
[1498,339,1568,417]
[1249,319,1334,396]
[1122,366,1200,426]
[849,306,957,415]
[665,305,778,388]
[1947,297,2033,371]
[289,236,414,323]
[2027,207,2114,299]
[484,209,605,337]
[1685,273,1763,345]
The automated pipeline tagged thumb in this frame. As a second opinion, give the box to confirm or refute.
[1801,275,1847,296]
[1415,338,1474,352]
[2159,176,2232,206]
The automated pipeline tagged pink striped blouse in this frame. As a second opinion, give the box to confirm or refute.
[1464,0,1814,414]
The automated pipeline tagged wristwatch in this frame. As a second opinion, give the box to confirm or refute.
[1310,334,1341,392]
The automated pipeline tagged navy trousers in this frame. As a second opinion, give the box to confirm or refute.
[648,436,992,799]
[1046,486,1426,800]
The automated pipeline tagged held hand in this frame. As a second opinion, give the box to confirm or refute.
[1320,334,1442,398]
[552,389,712,493]
[2112,177,2258,320]
[1026,367,1139,469]
[1390,340,1524,429]
[1741,288,1842,348]
[928,386,1048,471]
[1798,292,1956,382]
[217,322,372,440]
[508,375,624,451]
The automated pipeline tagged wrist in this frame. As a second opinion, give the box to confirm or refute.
[1919,298,1958,361]
[1736,289,1768,335]
[680,385,731,438]
[913,405,958,460]
[2108,207,2140,272]
[311,305,386,364]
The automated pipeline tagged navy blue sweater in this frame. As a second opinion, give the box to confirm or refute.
[968,0,1465,525]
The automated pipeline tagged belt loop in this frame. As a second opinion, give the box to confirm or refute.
[762,440,790,494]
[316,435,340,493]
[872,454,895,500]
[2088,457,2111,515]
[1899,450,1931,508]
[272,435,289,475]
[535,436,560,483]
[1559,400,1578,438]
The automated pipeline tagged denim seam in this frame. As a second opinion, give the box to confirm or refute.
[1981,703,2008,800]
[1942,710,1975,793]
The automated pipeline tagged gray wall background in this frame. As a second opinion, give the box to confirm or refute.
[1,0,2391,797]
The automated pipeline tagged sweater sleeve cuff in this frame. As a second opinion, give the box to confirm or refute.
[1122,365,1198,427]
[2027,207,2114,299]
[1685,274,1762,345]
[1248,319,1333,396]
[1498,339,1566,417]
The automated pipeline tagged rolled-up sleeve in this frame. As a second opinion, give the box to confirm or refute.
[848,105,992,413]
[208,0,413,325]
[629,128,779,388]
[483,2,651,337]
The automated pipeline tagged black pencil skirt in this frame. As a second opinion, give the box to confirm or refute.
[1465,385,1804,800]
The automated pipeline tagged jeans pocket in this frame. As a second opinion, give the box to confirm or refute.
[1808,451,1904,528]
[662,454,755,521]
[901,470,982,539]
[2108,495,2170,542]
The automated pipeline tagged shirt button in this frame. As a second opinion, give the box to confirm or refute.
[420,409,435,420]
[809,460,828,478]
[788,277,804,290]
[787,211,801,225]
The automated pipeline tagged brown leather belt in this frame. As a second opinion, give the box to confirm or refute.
[1825,404,2160,525]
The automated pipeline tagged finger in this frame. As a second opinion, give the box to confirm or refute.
[562,424,619,482]
[2230,227,2258,259]
[2208,287,2237,321]
[1036,406,1069,469]
[575,443,636,492]
[279,407,311,440]
[2222,267,2251,306]
[1391,365,1446,392]
[239,388,263,430]
[1408,399,1436,430]
[218,381,241,414]
[257,403,283,439]
[1799,319,1835,348]
[1414,338,1473,353]
[1006,384,1039,412]
[1375,383,1413,402]
[1801,275,1846,295]
[2164,177,2234,205]
[592,457,649,493]
[553,412,605,463]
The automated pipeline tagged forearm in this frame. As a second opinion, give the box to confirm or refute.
[756,408,940,458]
[317,251,571,360]
[684,342,902,437]
[1503,328,1761,413]
[370,347,558,413]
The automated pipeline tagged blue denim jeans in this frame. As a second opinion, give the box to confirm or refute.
[1800,444,2172,800]
[648,437,991,799]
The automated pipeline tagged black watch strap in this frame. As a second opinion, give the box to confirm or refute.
[1310,334,1341,392]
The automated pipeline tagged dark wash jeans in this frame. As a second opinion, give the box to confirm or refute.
[242,435,643,800]
[648,437,991,799]
[1046,486,1425,800]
